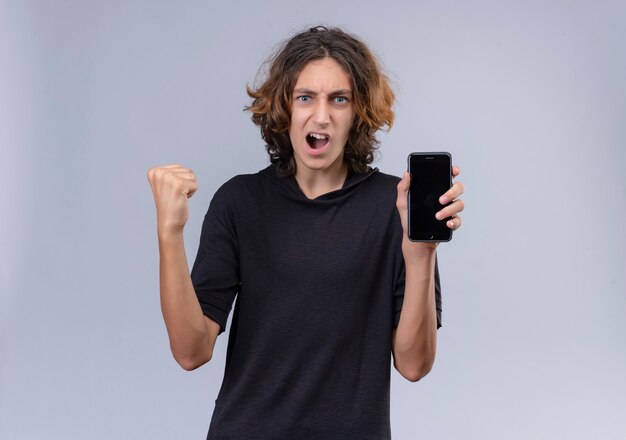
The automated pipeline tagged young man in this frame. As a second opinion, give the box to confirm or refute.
[147,26,464,439]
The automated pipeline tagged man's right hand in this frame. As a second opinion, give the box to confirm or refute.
[146,164,198,236]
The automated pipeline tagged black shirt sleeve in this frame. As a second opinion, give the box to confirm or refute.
[392,255,443,329]
[434,257,443,329]
[190,185,240,334]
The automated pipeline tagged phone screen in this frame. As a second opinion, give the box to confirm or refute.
[408,153,452,242]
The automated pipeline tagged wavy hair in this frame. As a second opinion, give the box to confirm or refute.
[245,26,395,176]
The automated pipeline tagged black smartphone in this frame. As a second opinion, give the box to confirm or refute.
[407,152,453,242]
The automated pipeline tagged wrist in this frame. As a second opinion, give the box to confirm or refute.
[402,238,437,264]
[157,225,185,243]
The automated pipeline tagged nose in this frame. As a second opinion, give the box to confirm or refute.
[312,99,330,126]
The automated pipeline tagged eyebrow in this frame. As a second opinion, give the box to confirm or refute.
[293,88,352,96]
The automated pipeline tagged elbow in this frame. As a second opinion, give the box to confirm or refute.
[172,347,213,371]
[170,316,220,371]
[394,354,435,383]
[392,334,437,382]
[176,353,212,371]
[400,363,433,382]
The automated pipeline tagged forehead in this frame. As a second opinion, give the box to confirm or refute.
[293,57,352,91]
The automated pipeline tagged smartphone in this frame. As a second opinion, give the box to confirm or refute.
[407,152,453,242]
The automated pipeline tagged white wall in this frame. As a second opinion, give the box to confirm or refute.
[1,0,625,438]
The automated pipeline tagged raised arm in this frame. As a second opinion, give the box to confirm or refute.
[392,167,464,382]
[147,164,220,371]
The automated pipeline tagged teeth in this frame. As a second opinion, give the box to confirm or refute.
[309,133,328,140]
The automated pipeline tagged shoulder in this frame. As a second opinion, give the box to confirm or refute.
[361,169,401,197]
[205,169,267,220]
[371,169,402,186]
[216,171,263,192]
[211,169,266,201]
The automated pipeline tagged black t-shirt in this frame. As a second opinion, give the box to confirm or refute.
[191,164,442,440]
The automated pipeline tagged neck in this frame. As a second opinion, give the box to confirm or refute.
[294,163,348,199]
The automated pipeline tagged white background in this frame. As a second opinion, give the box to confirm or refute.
[1,0,625,438]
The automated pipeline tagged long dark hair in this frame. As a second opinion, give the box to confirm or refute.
[245,26,395,176]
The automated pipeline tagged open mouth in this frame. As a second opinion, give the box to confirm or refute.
[306,133,330,149]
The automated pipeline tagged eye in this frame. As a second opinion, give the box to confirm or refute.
[296,95,311,103]
[334,96,349,104]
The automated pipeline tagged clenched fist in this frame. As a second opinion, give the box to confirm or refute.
[146,164,198,236]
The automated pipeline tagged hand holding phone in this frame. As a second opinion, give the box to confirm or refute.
[407,152,453,242]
